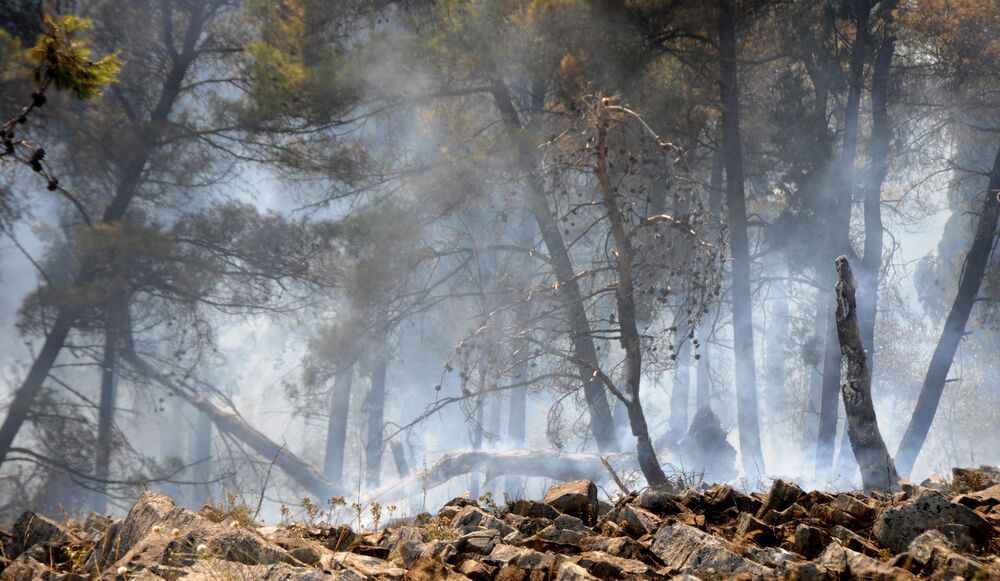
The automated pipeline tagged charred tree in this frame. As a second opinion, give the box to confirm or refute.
[323,363,354,485]
[718,0,764,475]
[833,256,899,492]
[363,350,388,488]
[895,144,1000,477]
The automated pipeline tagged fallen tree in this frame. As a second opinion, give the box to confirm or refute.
[364,449,634,506]
[119,343,341,500]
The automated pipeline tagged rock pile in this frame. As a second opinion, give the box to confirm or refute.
[2,467,1000,580]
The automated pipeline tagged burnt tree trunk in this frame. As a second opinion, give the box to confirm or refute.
[363,350,388,488]
[895,144,1000,477]
[718,0,764,475]
[489,79,619,453]
[93,307,121,514]
[833,256,899,492]
[323,364,354,485]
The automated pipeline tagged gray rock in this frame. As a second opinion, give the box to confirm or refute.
[457,529,500,555]
[8,511,75,560]
[507,499,560,520]
[755,479,804,520]
[574,550,651,578]
[451,506,515,536]
[388,538,425,567]
[420,539,458,563]
[326,551,407,579]
[606,503,660,538]
[816,541,917,580]
[634,487,684,516]
[554,558,598,581]
[906,529,984,579]
[789,523,831,559]
[485,543,554,570]
[873,489,993,552]
[648,520,770,576]
[952,466,1000,493]
[578,535,637,559]
[734,511,775,546]
[953,483,1000,509]
[553,514,587,531]
[544,480,599,525]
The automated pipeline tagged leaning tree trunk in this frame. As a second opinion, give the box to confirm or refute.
[895,144,1000,477]
[719,0,764,475]
[833,256,899,492]
[816,6,872,478]
[323,363,354,485]
[121,345,339,499]
[594,102,667,486]
[489,79,619,453]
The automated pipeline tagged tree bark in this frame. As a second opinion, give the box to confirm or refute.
[816,5,871,478]
[833,256,899,492]
[93,309,121,514]
[895,144,1000,477]
[718,0,764,475]
[489,79,619,453]
[323,364,354,485]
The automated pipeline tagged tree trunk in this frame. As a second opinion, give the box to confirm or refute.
[363,449,633,506]
[857,31,895,370]
[93,310,120,514]
[323,364,354,485]
[895,144,1000,477]
[594,101,666,486]
[363,351,388,488]
[718,0,764,475]
[670,342,690,440]
[193,409,213,500]
[833,256,899,492]
[816,6,871,478]
[489,79,619,453]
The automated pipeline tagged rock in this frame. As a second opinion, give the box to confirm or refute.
[904,529,985,579]
[834,494,876,523]
[512,517,552,537]
[420,539,458,563]
[788,523,832,559]
[507,499,560,520]
[578,535,637,559]
[405,555,472,581]
[830,524,881,557]
[456,529,500,555]
[390,539,426,567]
[873,489,993,552]
[574,550,651,578]
[734,512,776,547]
[7,510,75,560]
[755,479,804,520]
[457,558,493,581]
[815,541,917,581]
[451,506,515,536]
[606,504,660,538]
[648,520,770,576]
[320,523,356,551]
[741,545,801,569]
[544,480,599,525]
[287,545,320,565]
[554,558,599,581]
[762,501,808,525]
[523,524,587,551]
[953,483,1000,509]
[553,514,587,531]
[634,487,684,516]
[327,551,407,579]
[920,474,951,492]
[485,543,554,570]
[952,466,1000,493]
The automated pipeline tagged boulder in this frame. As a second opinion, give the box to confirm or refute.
[734,512,776,547]
[815,541,917,581]
[485,543,554,570]
[873,489,993,552]
[507,500,560,520]
[633,487,684,516]
[405,555,472,581]
[755,479,804,520]
[544,480,599,525]
[788,523,832,559]
[573,550,651,578]
[456,529,500,555]
[904,529,985,579]
[952,466,1000,493]
[953,483,1000,510]
[648,520,771,576]
[450,506,515,536]
[7,511,76,560]
[605,504,659,538]
[553,558,598,581]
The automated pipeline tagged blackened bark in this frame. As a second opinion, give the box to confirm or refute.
[895,145,1000,477]
[489,79,619,452]
[833,256,899,492]
[719,1,764,475]
[323,365,354,485]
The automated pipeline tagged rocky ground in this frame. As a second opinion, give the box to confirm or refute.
[3,466,1000,580]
